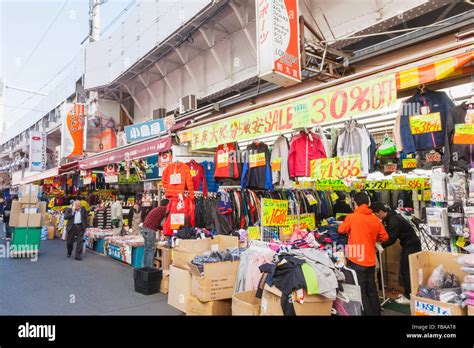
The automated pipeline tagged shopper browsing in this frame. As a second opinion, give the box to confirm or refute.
[64,200,88,261]
[141,199,169,268]
[370,202,422,305]
[338,192,389,315]
[129,203,144,235]
[332,191,353,217]
[3,196,17,241]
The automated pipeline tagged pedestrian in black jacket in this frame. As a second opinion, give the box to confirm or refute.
[64,200,88,261]
[370,202,421,304]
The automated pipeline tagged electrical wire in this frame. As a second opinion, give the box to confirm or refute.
[100,0,137,36]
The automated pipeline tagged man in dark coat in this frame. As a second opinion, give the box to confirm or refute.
[64,200,88,260]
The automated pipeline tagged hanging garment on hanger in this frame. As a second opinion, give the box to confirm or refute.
[186,160,208,196]
[162,162,195,198]
[288,130,327,178]
[337,122,371,176]
[399,89,455,154]
[313,127,332,158]
[443,102,474,172]
[214,142,240,180]
[200,161,219,192]
[271,135,291,188]
[393,104,404,152]
[241,142,274,191]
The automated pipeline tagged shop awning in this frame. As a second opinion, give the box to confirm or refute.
[170,120,191,132]
[59,161,79,174]
[21,167,59,185]
[79,136,172,170]
[396,49,474,90]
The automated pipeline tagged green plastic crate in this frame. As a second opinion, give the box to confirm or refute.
[11,227,41,257]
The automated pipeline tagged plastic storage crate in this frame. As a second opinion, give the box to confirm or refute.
[133,268,162,295]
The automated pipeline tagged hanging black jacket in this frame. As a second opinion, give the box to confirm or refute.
[382,210,420,248]
[241,142,273,191]
[443,102,474,172]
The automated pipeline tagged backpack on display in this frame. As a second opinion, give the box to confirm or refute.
[377,135,397,156]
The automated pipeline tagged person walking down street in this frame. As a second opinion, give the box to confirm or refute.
[111,195,124,235]
[64,200,88,261]
[141,199,169,268]
[370,202,422,305]
[0,196,5,239]
[3,196,17,241]
[338,192,389,316]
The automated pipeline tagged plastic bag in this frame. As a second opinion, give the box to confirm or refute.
[416,284,436,299]
[427,265,446,288]
[377,135,397,156]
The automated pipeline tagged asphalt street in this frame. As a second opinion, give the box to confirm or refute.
[0,238,181,315]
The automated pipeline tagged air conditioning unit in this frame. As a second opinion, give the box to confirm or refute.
[153,108,167,119]
[179,95,197,114]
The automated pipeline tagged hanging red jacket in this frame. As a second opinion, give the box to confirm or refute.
[288,131,327,178]
[186,160,208,196]
[162,162,195,198]
[162,197,195,236]
[214,142,240,179]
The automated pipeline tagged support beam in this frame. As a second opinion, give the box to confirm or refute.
[123,84,147,118]
[138,74,159,106]
[436,2,456,22]
[175,47,201,92]
[198,27,230,79]
[120,103,134,124]
[229,1,257,56]
[154,62,179,99]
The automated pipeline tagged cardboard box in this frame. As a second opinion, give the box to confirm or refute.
[17,213,42,227]
[189,260,240,302]
[409,251,467,316]
[385,241,404,292]
[20,185,39,204]
[468,306,474,316]
[260,284,334,316]
[232,290,261,316]
[186,295,231,316]
[156,246,172,271]
[160,270,169,294]
[172,235,238,270]
[24,208,38,214]
[168,266,192,313]
[9,201,22,227]
[47,226,55,240]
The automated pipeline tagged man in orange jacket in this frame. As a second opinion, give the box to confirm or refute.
[338,192,389,315]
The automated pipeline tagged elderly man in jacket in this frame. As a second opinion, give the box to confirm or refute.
[64,200,88,261]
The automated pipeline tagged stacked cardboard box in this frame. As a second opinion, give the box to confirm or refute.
[10,185,46,228]
[384,241,404,292]
[167,235,239,315]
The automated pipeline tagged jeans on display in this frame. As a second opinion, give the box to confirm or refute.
[347,260,381,316]
[141,227,156,268]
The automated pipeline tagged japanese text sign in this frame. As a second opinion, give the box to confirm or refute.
[311,154,361,179]
[409,112,442,135]
[62,103,84,158]
[188,74,396,150]
[125,119,166,143]
[262,199,288,226]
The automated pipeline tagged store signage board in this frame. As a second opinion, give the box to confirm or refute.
[409,112,442,135]
[61,103,85,158]
[262,199,288,226]
[453,124,474,144]
[29,131,47,172]
[125,119,166,143]
[118,174,140,184]
[106,243,132,265]
[281,214,315,235]
[104,164,118,183]
[79,137,172,170]
[189,74,396,150]
[256,0,301,87]
[311,154,361,179]
[146,155,160,179]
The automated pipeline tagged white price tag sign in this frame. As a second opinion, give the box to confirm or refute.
[170,173,182,185]
[170,213,185,225]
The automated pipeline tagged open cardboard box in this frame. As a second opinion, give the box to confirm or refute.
[409,251,467,316]
[186,295,231,316]
[172,235,238,270]
[188,260,240,302]
[260,284,334,316]
[167,266,192,313]
[232,290,261,316]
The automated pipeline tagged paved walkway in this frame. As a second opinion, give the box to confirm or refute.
[0,238,181,315]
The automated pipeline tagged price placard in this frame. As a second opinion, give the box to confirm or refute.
[311,154,361,179]
[217,151,229,168]
[262,199,288,226]
[247,226,260,240]
[453,124,474,145]
[409,112,442,135]
[271,158,281,171]
[402,158,417,169]
[249,153,266,168]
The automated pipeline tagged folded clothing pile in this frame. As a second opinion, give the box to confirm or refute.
[175,227,213,240]
[85,228,116,239]
[104,234,145,247]
[190,247,242,274]
[416,264,462,305]
[458,256,474,307]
